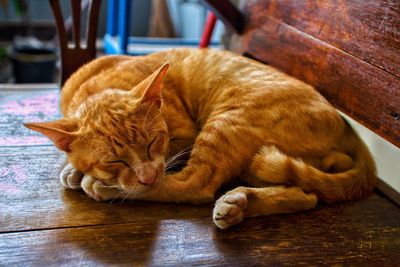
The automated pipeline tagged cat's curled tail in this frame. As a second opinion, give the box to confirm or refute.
[250,137,377,203]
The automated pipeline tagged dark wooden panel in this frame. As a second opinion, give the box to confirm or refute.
[246,0,400,77]
[202,0,244,34]
[1,195,399,266]
[230,16,400,148]
[0,146,211,232]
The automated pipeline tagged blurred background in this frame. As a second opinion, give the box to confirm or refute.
[0,0,226,83]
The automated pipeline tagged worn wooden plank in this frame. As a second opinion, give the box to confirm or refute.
[0,87,59,146]
[247,0,400,77]
[0,194,399,266]
[230,16,400,148]
[0,146,211,232]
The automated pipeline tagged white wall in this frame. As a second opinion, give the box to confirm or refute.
[343,114,400,194]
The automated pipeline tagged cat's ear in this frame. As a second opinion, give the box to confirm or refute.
[24,118,79,152]
[137,62,169,108]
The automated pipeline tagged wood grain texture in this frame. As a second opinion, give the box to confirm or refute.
[1,195,399,266]
[0,146,211,232]
[229,14,400,148]
[251,0,400,77]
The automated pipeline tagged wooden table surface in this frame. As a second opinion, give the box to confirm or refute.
[1,85,399,266]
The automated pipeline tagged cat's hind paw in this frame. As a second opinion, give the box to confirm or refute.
[213,191,248,229]
[60,163,84,190]
[81,174,121,202]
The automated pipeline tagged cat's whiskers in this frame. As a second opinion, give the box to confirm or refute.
[146,121,163,133]
[143,102,154,124]
[166,160,187,171]
[166,152,190,165]
[164,147,193,172]
[168,132,177,141]
[109,190,125,205]
[165,146,193,166]
[166,159,187,167]
[128,191,137,203]
[144,113,161,133]
[165,151,191,166]
[120,190,133,205]
[165,156,190,169]
[169,145,193,157]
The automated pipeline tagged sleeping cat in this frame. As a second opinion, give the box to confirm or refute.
[24,48,376,229]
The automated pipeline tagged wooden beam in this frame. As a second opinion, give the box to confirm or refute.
[249,0,400,78]
[202,0,244,34]
[230,15,400,147]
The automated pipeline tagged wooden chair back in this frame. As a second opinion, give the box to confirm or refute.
[49,0,101,86]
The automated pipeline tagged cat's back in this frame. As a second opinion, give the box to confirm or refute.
[61,48,208,116]
[60,48,320,116]
[60,49,209,116]
[61,55,132,116]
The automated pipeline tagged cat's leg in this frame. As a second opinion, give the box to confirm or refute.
[135,161,219,203]
[60,163,84,190]
[213,186,317,229]
[135,121,256,203]
[81,174,123,201]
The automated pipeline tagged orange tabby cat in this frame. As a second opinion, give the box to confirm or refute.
[25,48,376,229]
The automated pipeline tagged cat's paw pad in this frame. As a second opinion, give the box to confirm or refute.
[81,174,120,202]
[60,164,84,189]
[213,192,248,229]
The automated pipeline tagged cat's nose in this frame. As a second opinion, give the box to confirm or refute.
[135,164,157,185]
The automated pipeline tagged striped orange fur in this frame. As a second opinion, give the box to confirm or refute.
[25,48,376,229]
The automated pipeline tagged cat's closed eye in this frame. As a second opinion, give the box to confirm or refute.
[147,137,157,158]
[107,160,130,167]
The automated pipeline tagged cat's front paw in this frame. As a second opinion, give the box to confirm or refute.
[60,163,84,190]
[213,191,248,229]
[81,174,121,202]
